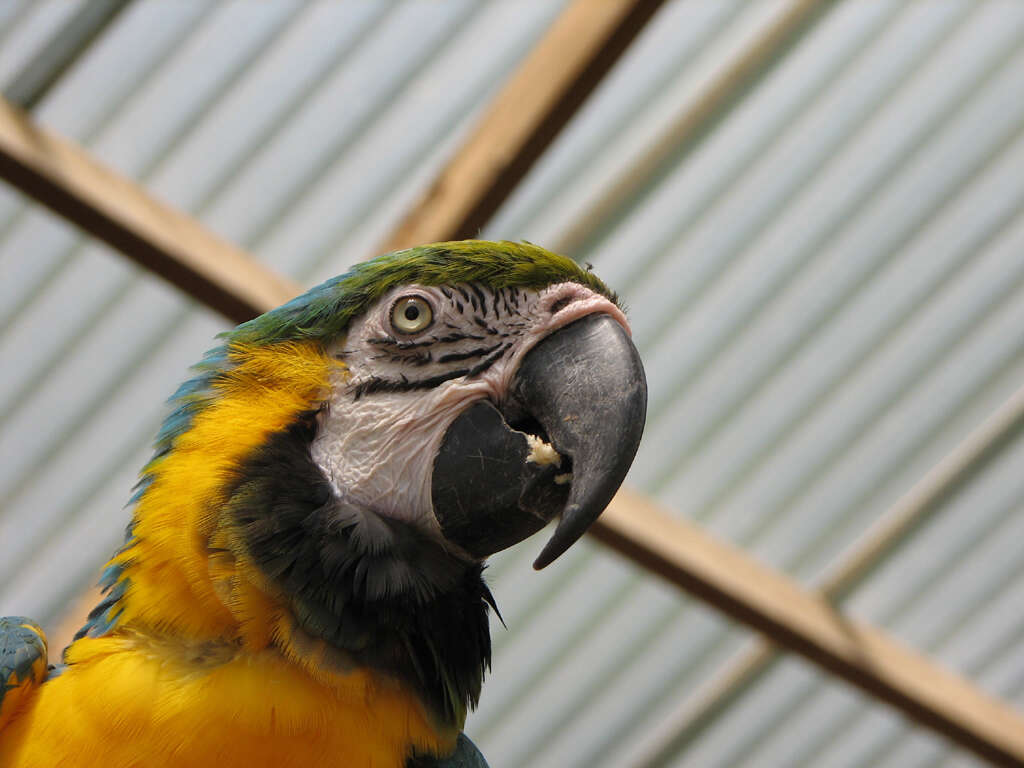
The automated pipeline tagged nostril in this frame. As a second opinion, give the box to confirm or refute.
[549,296,574,315]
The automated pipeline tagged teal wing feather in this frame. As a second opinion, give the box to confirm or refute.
[407,734,489,768]
[0,617,48,731]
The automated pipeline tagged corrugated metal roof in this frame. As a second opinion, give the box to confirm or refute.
[483,2,1024,765]
[2,1,1023,766]
[0,0,566,622]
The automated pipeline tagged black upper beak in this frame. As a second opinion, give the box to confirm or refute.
[431,313,647,568]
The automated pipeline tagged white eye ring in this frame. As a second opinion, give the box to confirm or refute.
[391,295,433,334]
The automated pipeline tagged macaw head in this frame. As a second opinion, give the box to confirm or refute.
[85,240,646,730]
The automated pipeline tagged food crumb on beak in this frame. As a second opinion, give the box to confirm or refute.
[525,434,561,467]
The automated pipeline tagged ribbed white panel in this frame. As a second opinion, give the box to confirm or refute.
[0,0,567,625]
[478,1,1024,765]
[2,1,1023,766]
[0,0,81,87]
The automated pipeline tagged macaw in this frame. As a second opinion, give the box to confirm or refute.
[0,241,646,767]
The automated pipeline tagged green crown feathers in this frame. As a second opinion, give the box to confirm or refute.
[228,240,616,347]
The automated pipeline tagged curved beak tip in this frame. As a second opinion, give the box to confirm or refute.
[531,504,584,570]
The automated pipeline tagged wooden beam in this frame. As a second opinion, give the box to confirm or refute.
[379,0,667,253]
[626,381,1024,768]
[554,0,836,257]
[3,80,1024,766]
[0,97,299,324]
[591,489,1024,767]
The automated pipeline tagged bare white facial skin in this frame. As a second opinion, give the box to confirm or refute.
[310,281,629,538]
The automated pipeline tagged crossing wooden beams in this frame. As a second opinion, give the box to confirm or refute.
[5,97,1023,764]
[596,489,1024,767]
[3,0,1024,760]
[629,382,1024,767]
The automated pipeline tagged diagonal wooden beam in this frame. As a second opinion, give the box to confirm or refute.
[628,381,1024,768]
[553,0,837,257]
[595,489,1024,767]
[3,71,1024,768]
[0,97,299,323]
[379,0,667,253]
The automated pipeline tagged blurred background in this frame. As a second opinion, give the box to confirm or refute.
[1,1,1024,766]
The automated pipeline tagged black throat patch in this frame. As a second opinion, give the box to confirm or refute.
[222,412,495,727]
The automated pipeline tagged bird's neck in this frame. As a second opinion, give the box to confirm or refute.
[75,341,492,731]
[218,411,495,730]
[78,342,334,644]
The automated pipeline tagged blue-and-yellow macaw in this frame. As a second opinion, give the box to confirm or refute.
[0,241,646,767]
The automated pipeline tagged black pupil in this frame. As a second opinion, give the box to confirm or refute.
[404,303,420,321]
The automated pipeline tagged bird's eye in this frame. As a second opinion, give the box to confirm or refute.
[391,296,433,334]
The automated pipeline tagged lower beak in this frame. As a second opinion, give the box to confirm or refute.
[431,313,647,568]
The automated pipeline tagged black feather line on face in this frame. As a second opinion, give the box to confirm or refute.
[222,412,494,725]
[353,367,472,399]
[352,342,509,399]
[368,333,486,350]
[436,343,502,364]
